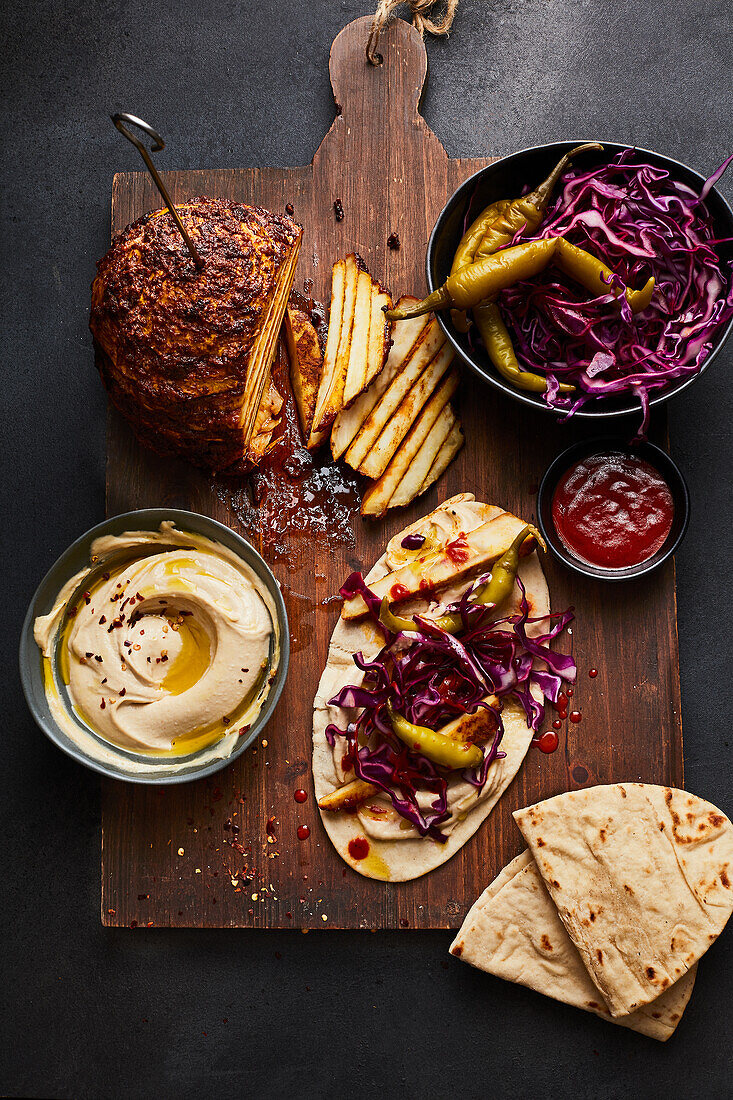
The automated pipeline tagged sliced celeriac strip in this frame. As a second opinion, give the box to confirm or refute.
[363,286,393,391]
[312,254,359,434]
[360,371,459,517]
[309,259,346,446]
[420,419,464,495]
[358,341,455,480]
[318,779,378,811]
[343,268,373,407]
[341,510,529,620]
[344,317,446,471]
[330,299,430,460]
[388,405,455,511]
[285,306,324,442]
[240,236,301,446]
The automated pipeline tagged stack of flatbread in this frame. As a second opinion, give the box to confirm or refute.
[451,784,733,1040]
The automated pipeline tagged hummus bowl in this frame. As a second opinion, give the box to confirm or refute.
[19,508,289,784]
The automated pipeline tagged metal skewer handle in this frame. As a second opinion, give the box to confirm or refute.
[111,112,204,269]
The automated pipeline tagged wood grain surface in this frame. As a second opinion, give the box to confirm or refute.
[101,15,683,929]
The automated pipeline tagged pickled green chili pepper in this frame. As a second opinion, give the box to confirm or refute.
[555,238,655,313]
[388,238,561,320]
[473,301,576,394]
[473,143,603,261]
[452,143,603,274]
[433,523,545,633]
[379,596,415,634]
[378,525,545,637]
[387,704,484,771]
[386,237,654,321]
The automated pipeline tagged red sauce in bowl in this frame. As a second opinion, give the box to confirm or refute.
[551,451,674,570]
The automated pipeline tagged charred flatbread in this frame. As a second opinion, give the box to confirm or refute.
[450,850,696,1041]
[514,784,733,1017]
[312,494,559,882]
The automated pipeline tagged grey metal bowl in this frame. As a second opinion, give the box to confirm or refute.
[19,508,289,784]
[426,139,733,419]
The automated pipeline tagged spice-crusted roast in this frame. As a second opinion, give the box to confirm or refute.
[90,196,302,472]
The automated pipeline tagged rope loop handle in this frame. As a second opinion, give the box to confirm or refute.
[366,0,458,64]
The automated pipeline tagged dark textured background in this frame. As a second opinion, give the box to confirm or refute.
[3,1,732,1097]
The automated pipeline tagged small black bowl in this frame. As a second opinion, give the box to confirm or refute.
[536,437,690,581]
[426,139,733,419]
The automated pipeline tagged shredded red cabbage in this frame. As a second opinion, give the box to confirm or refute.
[486,149,733,432]
[327,572,575,840]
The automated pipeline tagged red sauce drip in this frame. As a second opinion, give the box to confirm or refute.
[537,731,559,754]
[445,533,470,564]
[296,825,310,841]
[552,719,562,730]
[566,688,574,698]
[390,583,410,600]
[589,668,598,678]
[555,692,568,710]
[293,789,308,803]
[552,451,674,569]
[569,711,582,723]
[347,836,370,860]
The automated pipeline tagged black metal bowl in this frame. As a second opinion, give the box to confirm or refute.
[536,437,690,580]
[426,139,733,419]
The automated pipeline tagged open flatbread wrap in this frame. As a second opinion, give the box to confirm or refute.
[450,850,696,1040]
[514,784,733,1017]
[312,494,556,882]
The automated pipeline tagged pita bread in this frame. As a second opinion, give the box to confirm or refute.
[450,850,696,1041]
[312,494,550,882]
[514,784,733,1017]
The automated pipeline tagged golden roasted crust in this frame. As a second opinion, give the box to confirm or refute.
[90,196,301,471]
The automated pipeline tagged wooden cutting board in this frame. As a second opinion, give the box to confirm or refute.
[101,15,683,929]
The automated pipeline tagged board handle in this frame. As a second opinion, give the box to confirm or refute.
[327,15,429,136]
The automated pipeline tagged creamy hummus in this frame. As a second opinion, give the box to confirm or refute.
[34,522,279,775]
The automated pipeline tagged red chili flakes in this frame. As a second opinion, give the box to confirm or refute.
[333,198,344,221]
[99,615,106,624]
[212,787,223,802]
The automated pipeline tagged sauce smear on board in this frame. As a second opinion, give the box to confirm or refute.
[551,451,674,569]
